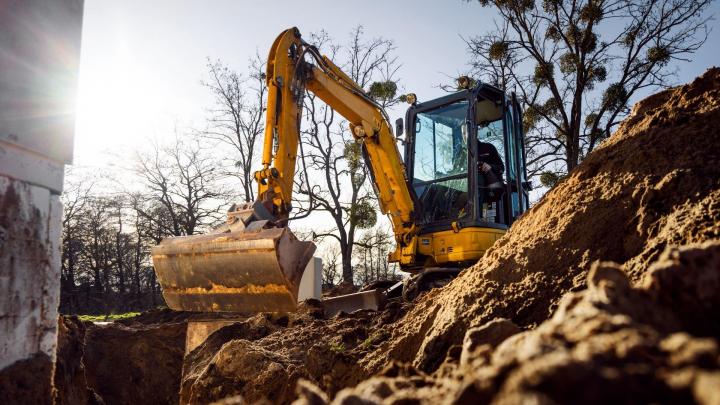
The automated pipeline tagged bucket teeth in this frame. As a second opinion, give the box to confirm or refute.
[151,226,316,313]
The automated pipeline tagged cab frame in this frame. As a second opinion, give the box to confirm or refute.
[402,83,531,238]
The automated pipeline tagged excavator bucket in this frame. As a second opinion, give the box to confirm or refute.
[151,206,316,313]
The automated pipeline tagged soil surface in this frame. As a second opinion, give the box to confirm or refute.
[314,241,720,404]
[83,320,187,404]
[52,316,99,405]
[0,352,53,405]
[49,68,720,404]
[179,301,409,404]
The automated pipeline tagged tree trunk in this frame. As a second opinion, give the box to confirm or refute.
[150,271,157,307]
[341,247,353,284]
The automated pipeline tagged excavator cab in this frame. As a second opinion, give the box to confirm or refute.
[400,84,530,271]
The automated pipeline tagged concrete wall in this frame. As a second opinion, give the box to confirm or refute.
[0,0,83,402]
[0,176,63,369]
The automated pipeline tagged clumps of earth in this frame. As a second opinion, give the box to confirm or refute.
[52,67,720,404]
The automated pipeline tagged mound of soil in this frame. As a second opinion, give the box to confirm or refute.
[324,282,359,298]
[0,353,53,405]
[318,241,720,404]
[358,67,720,374]
[179,301,409,404]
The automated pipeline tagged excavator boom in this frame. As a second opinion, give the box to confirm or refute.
[151,27,414,313]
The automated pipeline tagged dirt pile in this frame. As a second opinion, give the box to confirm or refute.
[324,282,359,298]
[357,67,720,374]
[0,353,53,405]
[179,300,409,404]
[315,241,720,404]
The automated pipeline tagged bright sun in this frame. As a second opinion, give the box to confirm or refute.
[73,40,171,165]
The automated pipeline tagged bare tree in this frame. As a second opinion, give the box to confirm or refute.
[353,227,400,285]
[465,0,712,186]
[320,244,342,287]
[127,193,167,308]
[74,195,117,314]
[60,168,94,313]
[59,167,183,315]
[201,55,267,202]
[133,132,229,236]
[293,26,403,284]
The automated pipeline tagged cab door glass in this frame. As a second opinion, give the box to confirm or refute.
[412,100,470,224]
[413,102,468,181]
[513,99,530,212]
[476,98,506,224]
[505,105,517,183]
[504,104,522,218]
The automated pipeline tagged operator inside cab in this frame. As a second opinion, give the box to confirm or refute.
[478,140,504,189]
[476,99,505,203]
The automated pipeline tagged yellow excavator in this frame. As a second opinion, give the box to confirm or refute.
[151,27,530,313]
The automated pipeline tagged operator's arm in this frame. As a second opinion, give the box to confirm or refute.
[478,143,504,179]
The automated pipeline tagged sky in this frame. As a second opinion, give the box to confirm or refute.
[71,0,720,237]
[74,0,501,167]
[74,0,720,166]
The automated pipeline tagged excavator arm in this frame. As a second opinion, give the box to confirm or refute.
[151,28,416,313]
[256,27,416,249]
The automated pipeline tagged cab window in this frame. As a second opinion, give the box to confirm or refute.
[412,99,469,224]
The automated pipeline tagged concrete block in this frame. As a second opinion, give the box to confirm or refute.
[0,176,61,370]
[298,257,322,301]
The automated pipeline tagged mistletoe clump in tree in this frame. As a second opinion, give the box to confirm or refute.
[466,0,711,187]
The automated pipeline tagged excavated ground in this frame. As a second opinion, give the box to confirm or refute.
[354,66,720,377]
[311,241,720,404]
[52,68,720,404]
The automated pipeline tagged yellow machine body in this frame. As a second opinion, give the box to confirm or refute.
[151,27,525,313]
[389,227,506,267]
[416,227,505,265]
